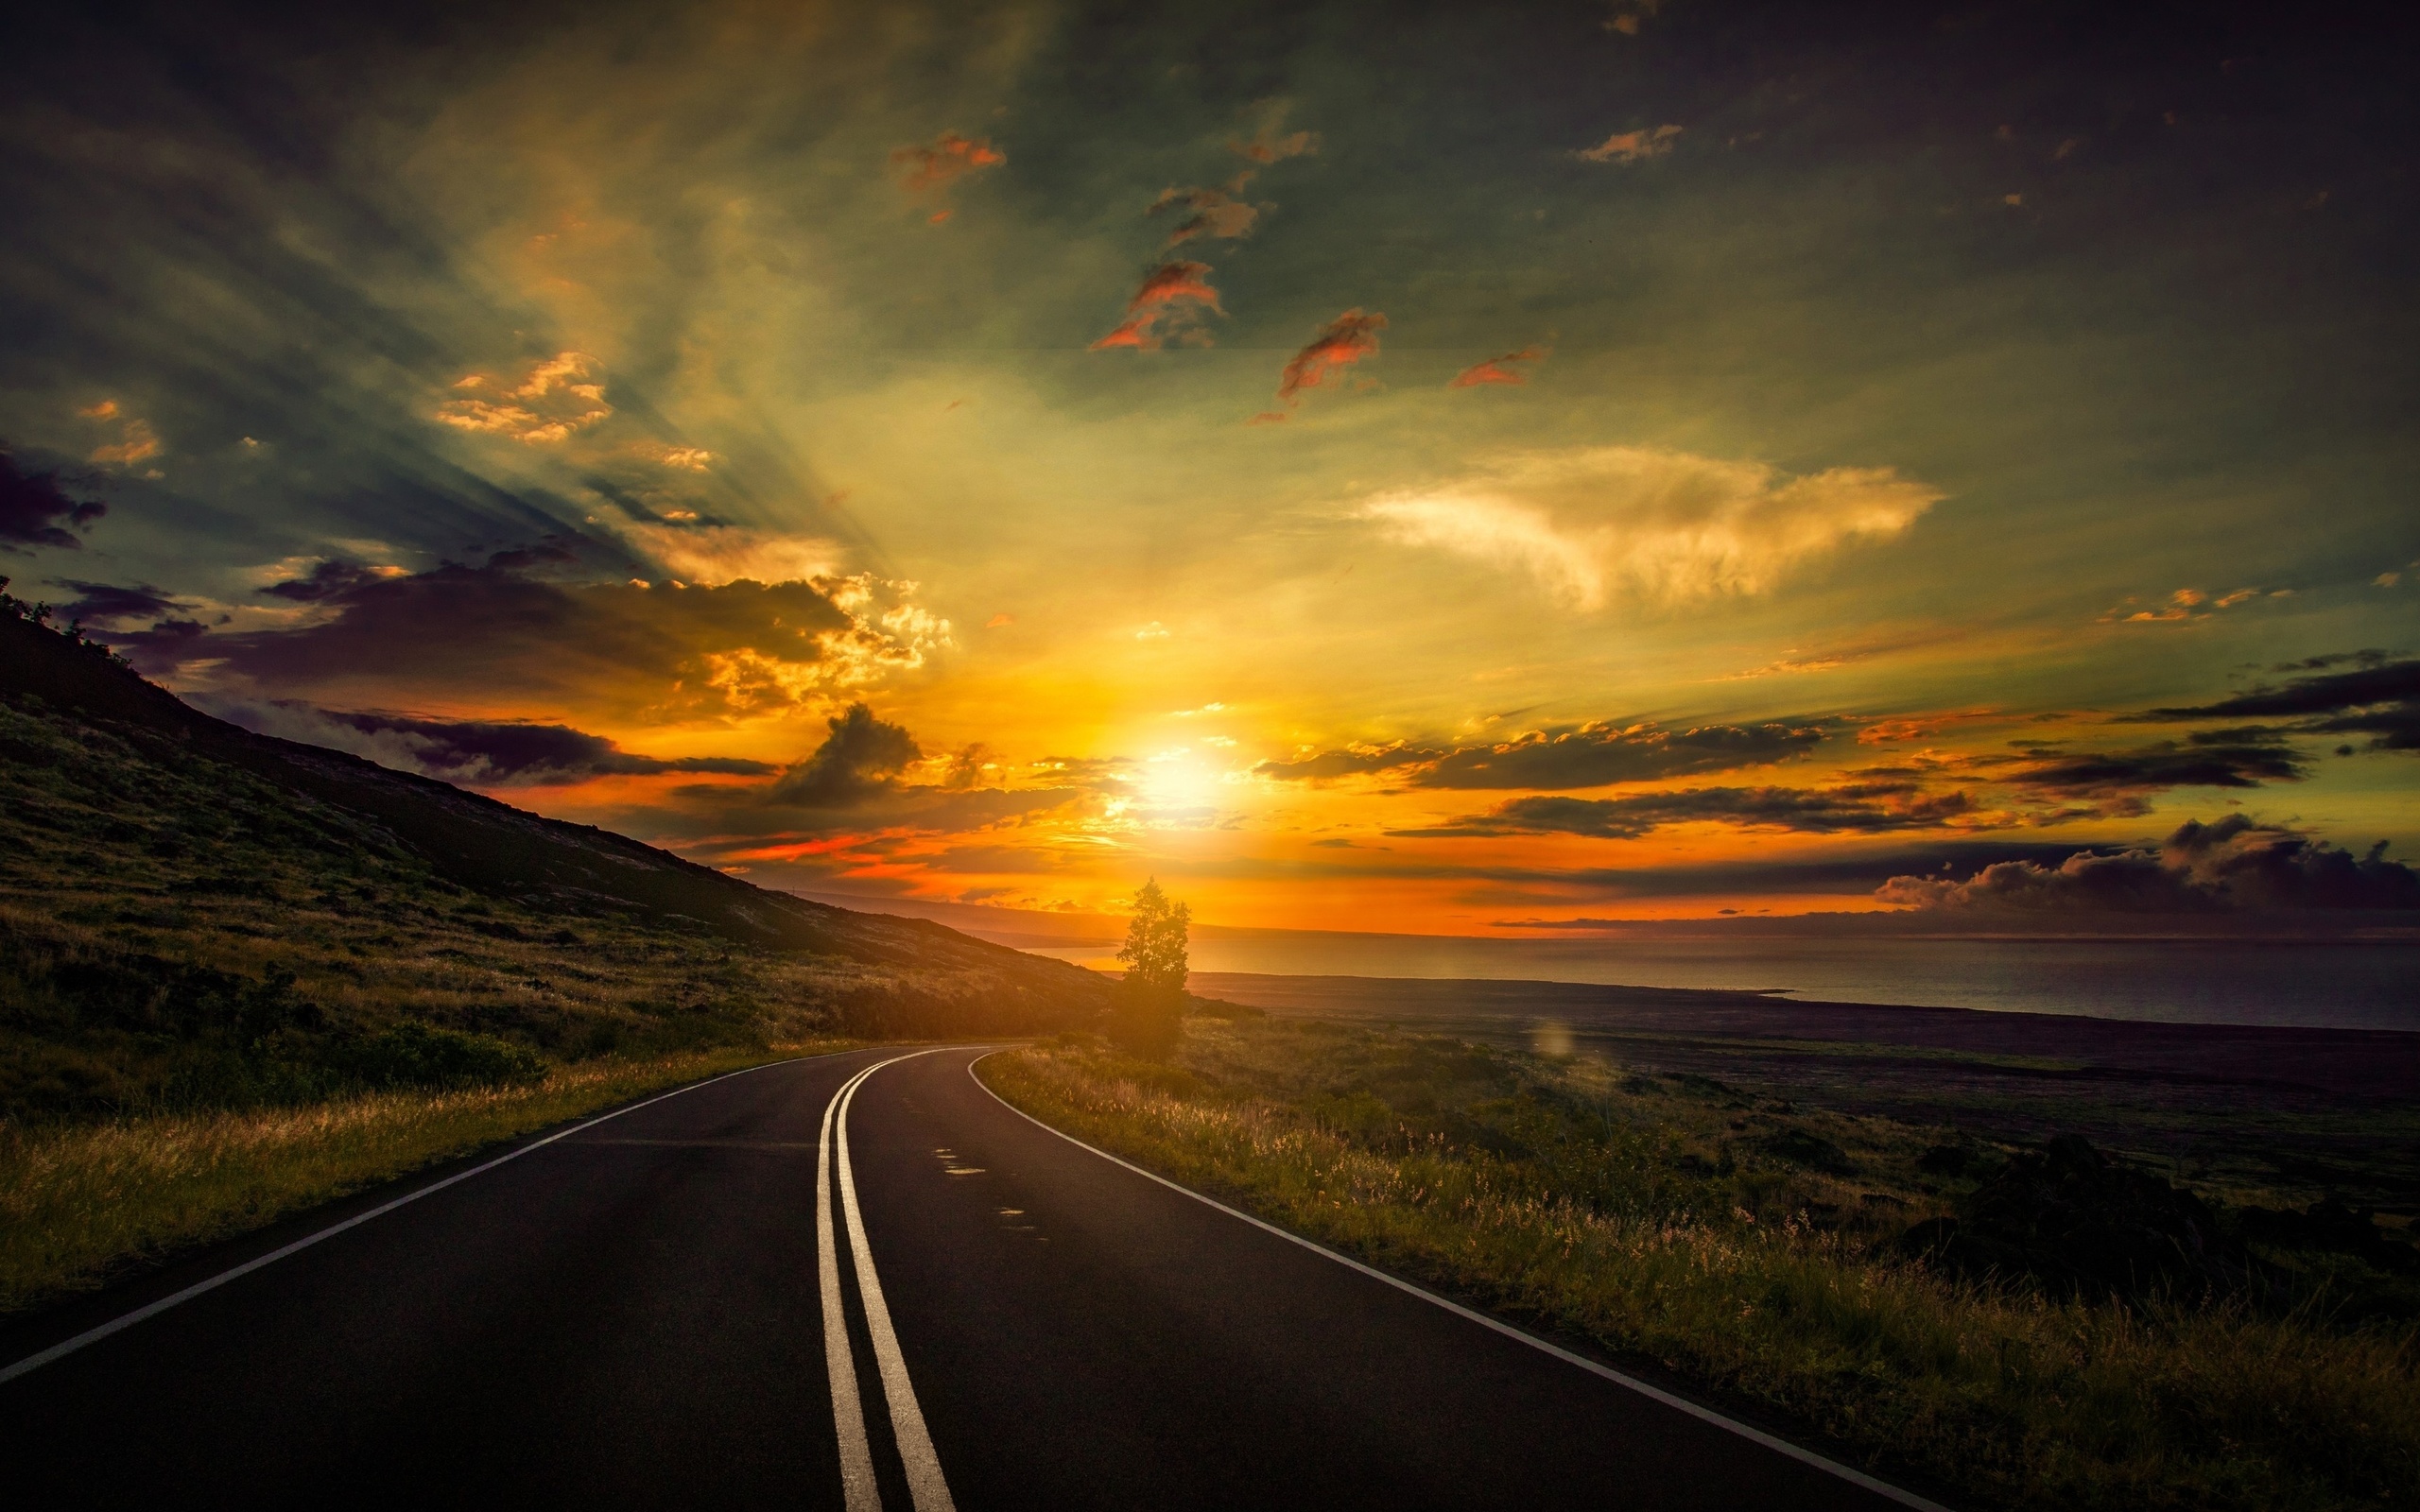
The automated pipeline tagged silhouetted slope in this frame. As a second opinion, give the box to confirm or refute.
[0,609,1109,1067]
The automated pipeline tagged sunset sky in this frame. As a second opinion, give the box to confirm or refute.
[4,1,2415,936]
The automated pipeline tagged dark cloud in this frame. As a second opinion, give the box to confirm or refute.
[1275,309,1386,404]
[0,450,105,551]
[481,536,582,573]
[1398,782,1974,840]
[138,558,867,716]
[2150,656,2420,752]
[2000,731,2307,813]
[1256,720,1825,789]
[51,579,185,623]
[212,700,772,784]
[769,703,921,808]
[1879,816,2420,914]
[260,559,394,602]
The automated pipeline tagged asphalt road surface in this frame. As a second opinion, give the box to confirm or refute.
[0,1046,1940,1509]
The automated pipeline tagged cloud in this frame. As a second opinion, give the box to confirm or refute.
[1450,347,1548,388]
[1149,184,1260,247]
[768,703,921,807]
[2148,656,2420,753]
[1091,260,1226,350]
[614,522,843,586]
[1256,718,1825,788]
[1358,445,1939,608]
[0,450,107,550]
[1998,732,2308,815]
[108,555,943,719]
[78,400,162,466]
[1402,782,1975,840]
[258,558,408,602]
[1578,124,1682,163]
[1878,816,2420,914]
[1275,309,1386,404]
[50,579,187,624]
[211,701,774,784]
[1229,105,1319,164]
[890,131,1007,195]
[436,352,612,444]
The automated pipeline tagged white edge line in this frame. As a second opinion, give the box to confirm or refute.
[0,1049,865,1387]
[967,1051,1954,1512]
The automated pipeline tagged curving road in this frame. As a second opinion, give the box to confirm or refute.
[0,1046,1941,1509]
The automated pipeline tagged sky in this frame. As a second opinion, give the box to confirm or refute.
[3,0,2417,938]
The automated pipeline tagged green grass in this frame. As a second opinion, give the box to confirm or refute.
[981,1021,2420,1511]
[0,1039,856,1316]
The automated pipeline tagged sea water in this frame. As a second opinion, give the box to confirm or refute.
[1161,933,2420,1032]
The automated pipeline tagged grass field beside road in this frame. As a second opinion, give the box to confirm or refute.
[0,1040,854,1317]
[983,1019,2420,1512]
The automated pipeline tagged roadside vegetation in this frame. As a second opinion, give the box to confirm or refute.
[0,590,1097,1314]
[0,1039,853,1314]
[984,1017,2420,1512]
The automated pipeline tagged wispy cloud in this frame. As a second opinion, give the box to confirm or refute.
[1274,309,1387,405]
[1359,445,1939,608]
[436,352,611,444]
[1257,718,1825,789]
[1399,782,1975,839]
[890,130,1007,221]
[81,401,163,466]
[1578,124,1682,163]
[614,522,843,587]
[2148,656,2420,753]
[1091,260,1225,350]
[1229,104,1320,165]
[1999,732,2307,816]
[1149,183,1260,248]
[1449,346,1548,388]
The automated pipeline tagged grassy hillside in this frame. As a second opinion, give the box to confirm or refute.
[0,586,1109,1127]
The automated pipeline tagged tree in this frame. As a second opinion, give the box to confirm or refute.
[1108,879,1189,1057]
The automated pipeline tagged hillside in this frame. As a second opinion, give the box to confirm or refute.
[0,592,1109,1123]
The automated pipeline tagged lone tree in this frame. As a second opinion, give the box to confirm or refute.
[1109,879,1189,1057]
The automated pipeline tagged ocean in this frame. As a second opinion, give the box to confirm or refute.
[1049,932,2420,1033]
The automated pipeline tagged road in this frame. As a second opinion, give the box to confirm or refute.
[0,1046,1938,1509]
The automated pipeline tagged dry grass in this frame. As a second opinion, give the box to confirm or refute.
[0,1040,853,1315]
[984,1024,2420,1511]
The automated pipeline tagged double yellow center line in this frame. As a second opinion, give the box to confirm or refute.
[817,1053,957,1512]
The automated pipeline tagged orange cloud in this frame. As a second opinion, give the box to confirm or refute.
[1275,309,1387,404]
[890,130,1006,195]
[437,352,610,444]
[1090,260,1225,350]
[80,400,163,465]
[1578,124,1682,163]
[1449,346,1548,387]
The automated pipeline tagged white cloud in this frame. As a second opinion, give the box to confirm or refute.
[616,522,842,586]
[1358,446,1940,609]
